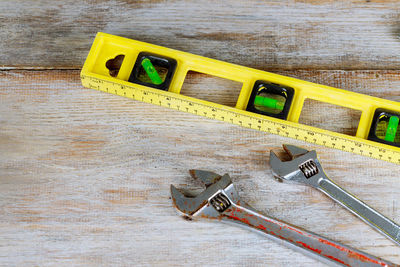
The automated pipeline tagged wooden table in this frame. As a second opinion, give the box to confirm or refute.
[1,1,400,266]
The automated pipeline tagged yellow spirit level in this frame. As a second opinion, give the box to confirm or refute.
[81,32,400,164]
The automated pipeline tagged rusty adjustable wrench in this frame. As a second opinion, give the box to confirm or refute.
[270,144,400,246]
[171,170,396,267]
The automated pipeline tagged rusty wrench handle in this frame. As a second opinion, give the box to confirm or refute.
[222,203,397,267]
[317,178,400,246]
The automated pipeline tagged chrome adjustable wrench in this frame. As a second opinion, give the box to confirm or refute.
[270,144,400,246]
[171,170,396,267]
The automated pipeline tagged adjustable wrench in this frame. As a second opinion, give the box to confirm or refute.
[270,144,400,246]
[171,170,396,266]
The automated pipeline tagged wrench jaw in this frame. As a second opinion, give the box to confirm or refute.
[170,170,240,220]
[170,185,205,217]
[269,145,324,186]
[189,169,221,187]
[282,144,309,159]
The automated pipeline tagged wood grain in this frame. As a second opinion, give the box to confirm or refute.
[1,70,400,266]
[1,0,400,69]
[1,1,400,265]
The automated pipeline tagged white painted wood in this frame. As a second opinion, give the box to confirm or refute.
[0,70,399,266]
[0,1,400,69]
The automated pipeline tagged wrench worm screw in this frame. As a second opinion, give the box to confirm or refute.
[210,193,231,212]
[299,159,318,178]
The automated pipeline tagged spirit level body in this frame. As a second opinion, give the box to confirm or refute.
[81,32,400,164]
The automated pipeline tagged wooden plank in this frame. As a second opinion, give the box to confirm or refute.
[0,70,399,266]
[1,1,400,69]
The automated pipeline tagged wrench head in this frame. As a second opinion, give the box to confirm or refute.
[189,169,222,187]
[270,144,321,182]
[171,170,239,219]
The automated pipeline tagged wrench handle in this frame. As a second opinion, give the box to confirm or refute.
[222,204,396,267]
[318,178,400,246]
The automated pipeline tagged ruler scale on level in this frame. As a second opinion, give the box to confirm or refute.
[81,32,400,165]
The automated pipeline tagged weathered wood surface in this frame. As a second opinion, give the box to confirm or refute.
[2,0,400,266]
[1,0,400,69]
[1,70,400,266]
